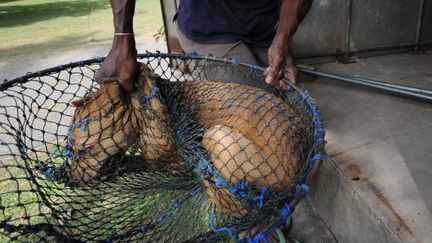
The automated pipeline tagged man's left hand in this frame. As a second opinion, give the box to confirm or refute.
[264,35,297,90]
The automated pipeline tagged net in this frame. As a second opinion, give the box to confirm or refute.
[0,52,325,242]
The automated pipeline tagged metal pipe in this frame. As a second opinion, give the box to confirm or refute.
[295,41,432,60]
[415,0,426,51]
[297,67,432,103]
[340,75,432,95]
[344,0,353,61]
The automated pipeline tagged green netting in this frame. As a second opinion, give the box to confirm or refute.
[0,52,325,242]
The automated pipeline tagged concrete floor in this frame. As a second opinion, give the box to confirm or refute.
[304,49,432,243]
[0,41,167,81]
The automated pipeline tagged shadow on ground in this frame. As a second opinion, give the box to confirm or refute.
[0,0,22,4]
[0,0,110,28]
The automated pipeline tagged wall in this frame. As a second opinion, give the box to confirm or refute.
[161,0,432,60]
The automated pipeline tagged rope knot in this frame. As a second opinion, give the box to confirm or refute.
[231,58,240,66]
[253,233,268,243]
[139,86,159,109]
[279,203,291,219]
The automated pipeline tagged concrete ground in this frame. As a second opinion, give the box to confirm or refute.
[305,49,432,243]
[0,41,167,81]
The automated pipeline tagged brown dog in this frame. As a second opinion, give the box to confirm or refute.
[68,64,304,216]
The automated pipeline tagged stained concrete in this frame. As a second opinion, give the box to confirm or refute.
[305,49,432,243]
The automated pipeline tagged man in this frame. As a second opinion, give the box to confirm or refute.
[94,0,318,241]
[95,0,312,92]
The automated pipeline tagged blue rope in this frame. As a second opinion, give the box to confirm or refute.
[35,115,96,182]
[157,203,180,223]
[231,58,240,66]
[296,183,310,196]
[247,233,268,243]
[253,187,269,208]
[190,50,198,57]
[139,86,159,109]
[176,128,186,143]
[249,65,257,74]
[310,154,323,164]
[209,214,235,238]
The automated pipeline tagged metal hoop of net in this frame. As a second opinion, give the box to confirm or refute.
[0,52,325,242]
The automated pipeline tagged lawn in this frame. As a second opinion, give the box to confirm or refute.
[0,0,163,59]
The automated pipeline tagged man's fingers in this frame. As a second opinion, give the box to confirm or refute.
[118,70,138,92]
[279,80,288,90]
[264,66,278,85]
[283,65,298,84]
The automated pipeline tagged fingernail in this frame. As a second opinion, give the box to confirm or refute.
[265,77,273,84]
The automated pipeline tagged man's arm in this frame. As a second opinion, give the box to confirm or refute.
[265,0,312,89]
[95,0,138,92]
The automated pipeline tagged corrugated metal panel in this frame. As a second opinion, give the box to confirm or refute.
[291,0,346,58]
[350,0,421,50]
[160,0,431,60]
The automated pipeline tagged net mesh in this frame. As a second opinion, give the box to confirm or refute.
[0,52,325,242]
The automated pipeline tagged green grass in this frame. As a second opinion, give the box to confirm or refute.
[0,0,163,59]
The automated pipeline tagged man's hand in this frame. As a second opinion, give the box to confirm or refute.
[95,0,137,92]
[264,0,312,89]
[95,36,138,92]
[265,35,297,90]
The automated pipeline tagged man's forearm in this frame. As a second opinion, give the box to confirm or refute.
[276,0,312,38]
[95,0,138,92]
[265,0,312,86]
[111,0,136,33]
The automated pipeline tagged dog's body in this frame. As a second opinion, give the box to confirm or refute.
[69,64,304,215]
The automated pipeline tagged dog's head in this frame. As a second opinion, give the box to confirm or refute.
[67,82,137,185]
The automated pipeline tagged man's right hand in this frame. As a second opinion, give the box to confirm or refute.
[95,36,138,92]
[96,0,138,92]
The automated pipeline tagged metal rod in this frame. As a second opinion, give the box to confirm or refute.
[339,74,432,95]
[295,41,432,60]
[297,67,432,103]
[344,0,352,61]
[415,0,426,51]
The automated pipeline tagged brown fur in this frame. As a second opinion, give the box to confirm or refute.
[69,64,304,216]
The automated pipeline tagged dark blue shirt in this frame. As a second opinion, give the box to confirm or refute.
[176,0,279,47]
